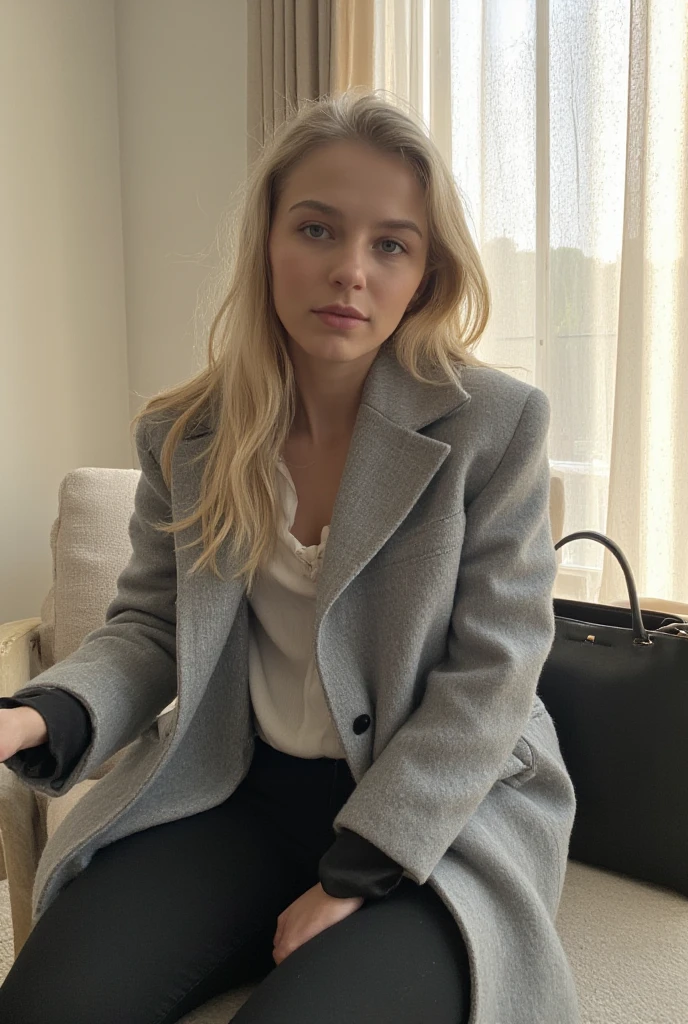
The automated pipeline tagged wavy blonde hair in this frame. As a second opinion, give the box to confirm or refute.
[131,87,491,597]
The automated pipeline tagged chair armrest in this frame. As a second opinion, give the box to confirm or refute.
[0,618,42,698]
[0,618,41,884]
[0,765,46,957]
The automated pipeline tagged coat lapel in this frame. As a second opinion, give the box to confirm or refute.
[169,341,471,731]
[313,348,470,627]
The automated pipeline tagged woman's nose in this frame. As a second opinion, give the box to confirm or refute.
[328,250,368,287]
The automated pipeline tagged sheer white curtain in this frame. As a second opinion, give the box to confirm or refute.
[355,0,687,607]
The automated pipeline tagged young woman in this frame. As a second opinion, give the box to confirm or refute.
[0,90,580,1024]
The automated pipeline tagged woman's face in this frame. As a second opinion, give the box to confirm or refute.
[267,140,430,369]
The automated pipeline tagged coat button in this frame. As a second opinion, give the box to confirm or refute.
[353,714,371,735]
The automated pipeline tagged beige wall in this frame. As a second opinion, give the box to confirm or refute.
[0,0,248,622]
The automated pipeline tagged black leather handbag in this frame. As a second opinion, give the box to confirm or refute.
[536,530,688,898]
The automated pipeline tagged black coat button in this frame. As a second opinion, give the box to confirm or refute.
[353,714,371,735]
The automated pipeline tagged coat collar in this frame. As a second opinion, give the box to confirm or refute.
[169,341,471,731]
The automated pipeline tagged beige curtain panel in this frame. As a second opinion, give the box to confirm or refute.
[601,0,688,605]
[246,0,333,168]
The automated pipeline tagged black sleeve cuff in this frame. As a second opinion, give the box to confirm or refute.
[0,688,92,792]
[319,827,406,900]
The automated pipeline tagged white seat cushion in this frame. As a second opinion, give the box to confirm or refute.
[556,860,688,1022]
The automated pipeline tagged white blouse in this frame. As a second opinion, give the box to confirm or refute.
[247,456,348,760]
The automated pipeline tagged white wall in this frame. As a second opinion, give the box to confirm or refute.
[116,0,247,424]
[0,0,248,623]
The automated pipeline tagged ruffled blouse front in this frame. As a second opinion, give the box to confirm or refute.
[246,456,347,760]
[276,456,330,583]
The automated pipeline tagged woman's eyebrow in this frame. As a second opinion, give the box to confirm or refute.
[287,199,423,239]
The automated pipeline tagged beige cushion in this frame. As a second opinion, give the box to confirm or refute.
[37,468,141,670]
[555,860,688,1021]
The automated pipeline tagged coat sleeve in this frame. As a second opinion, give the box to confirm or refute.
[0,690,92,792]
[331,388,558,886]
[3,416,179,798]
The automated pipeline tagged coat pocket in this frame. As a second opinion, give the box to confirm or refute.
[496,734,537,789]
[366,510,465,575]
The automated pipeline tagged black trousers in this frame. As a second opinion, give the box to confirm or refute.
[0,735,472,1024]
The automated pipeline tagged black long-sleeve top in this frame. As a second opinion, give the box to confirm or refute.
[0,690,405,901]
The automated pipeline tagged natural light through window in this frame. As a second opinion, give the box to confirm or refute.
[449,0,632,599]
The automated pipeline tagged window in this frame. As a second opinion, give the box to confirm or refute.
[449,0,632,600]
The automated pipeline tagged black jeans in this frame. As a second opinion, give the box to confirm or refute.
[0,735,472,1024]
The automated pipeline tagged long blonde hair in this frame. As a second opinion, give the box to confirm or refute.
[131,87,491,597]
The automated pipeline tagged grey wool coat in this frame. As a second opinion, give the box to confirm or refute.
[12,339,580,1024]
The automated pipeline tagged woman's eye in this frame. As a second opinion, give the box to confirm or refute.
[302,223,328,240]
[299,224,405,255]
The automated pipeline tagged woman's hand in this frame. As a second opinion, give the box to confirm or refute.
[273,882,364,965]
[0,706,48,761]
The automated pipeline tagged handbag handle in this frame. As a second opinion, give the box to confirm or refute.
[554,530,651,645]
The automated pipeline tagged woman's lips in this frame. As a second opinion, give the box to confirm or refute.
[313,310,368,330]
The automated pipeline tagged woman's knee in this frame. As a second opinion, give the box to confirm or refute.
[231,879,471,1024]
